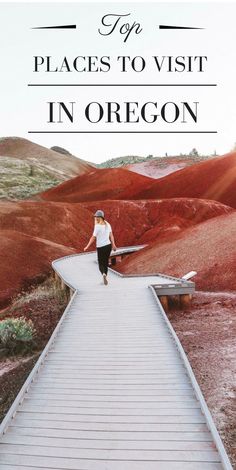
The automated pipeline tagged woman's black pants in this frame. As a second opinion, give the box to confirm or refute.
[97,243,112,275]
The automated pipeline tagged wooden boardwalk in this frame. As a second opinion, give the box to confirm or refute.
[0,248,233,469]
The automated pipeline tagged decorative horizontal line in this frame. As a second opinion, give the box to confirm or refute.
[28,83,217,87]
[159,25,204,30]
[28,131,217,134]
[32,25,76,29]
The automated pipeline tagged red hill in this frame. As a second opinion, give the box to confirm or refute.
[116,211,236,292]
[40,168,154,203]
[0,197,233,307]
[82,198,233,246]
[0,198,231,255]
[135,152,236,208]
[0,230,76,308]
[0,198,233,251]
[0,201,94,250]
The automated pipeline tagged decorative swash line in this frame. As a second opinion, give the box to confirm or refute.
[32,24,76,29]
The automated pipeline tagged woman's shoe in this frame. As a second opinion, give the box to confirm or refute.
[103,273,108,285]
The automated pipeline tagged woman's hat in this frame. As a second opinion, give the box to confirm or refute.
[94,210,104,218]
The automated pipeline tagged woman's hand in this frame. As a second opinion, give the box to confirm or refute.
[84,236,96,252]
[112,244,117,251]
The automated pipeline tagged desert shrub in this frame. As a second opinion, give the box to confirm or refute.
[0,317,36,354]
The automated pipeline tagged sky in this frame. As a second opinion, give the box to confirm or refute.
[0,2,236,163]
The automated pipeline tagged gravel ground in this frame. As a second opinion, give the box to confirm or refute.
[166,291,236,469]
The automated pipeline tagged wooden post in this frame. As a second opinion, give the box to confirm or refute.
[180,294,191,309]
[54,272,61,290]
[159,296,169,311]
[69,289,74,300]
[170,295,181,309]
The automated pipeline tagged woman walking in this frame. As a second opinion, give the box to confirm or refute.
[84,210,117,285]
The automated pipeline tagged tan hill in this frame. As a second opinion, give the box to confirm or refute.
[96,153,213,170]
[0,137,94,181]
[116,211,236,292]
[39,168,154,203]
[125,155,213,179]
[126,160,188,178]
[0,230,76,309]
[134,152,236,208]
[0,156,61,200]
[96,155,146,168]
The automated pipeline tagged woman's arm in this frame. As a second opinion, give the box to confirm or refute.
[109,231,117,251]
[84,235,96,251]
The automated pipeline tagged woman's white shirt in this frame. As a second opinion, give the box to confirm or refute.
[93,222,112,247]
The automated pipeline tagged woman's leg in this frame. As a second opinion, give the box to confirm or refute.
[97,247,105,275]
[103,244,112,275]
[97,244,112,275]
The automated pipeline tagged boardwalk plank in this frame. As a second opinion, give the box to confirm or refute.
[10,418,210,432]
[0,434,216,450]
[26,392,196,401]
[15,411,207,423]
[21,398,201,409]
[0,456,224,470]
[6,426,213,441]
[0,443,221,461]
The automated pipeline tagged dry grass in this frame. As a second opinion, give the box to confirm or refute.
[1,273,69,319]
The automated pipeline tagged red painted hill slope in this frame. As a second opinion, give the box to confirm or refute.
[0,230,76,308]
[135,152,236,208]
[40,168,154,203]
[0,201,94,250]
[116,211,236,292]
[0,198,233,251]
[82,198,233,246]
[0,198,231,255]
